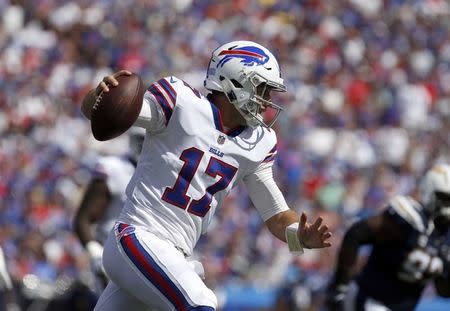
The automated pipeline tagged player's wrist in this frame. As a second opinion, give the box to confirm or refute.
[86,240,104,260]
[285,222,305,254]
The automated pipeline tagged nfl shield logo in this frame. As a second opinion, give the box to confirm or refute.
[217,135,226,145]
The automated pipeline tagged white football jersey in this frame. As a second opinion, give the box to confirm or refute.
[119,76,280,255]
[93,155,136,243]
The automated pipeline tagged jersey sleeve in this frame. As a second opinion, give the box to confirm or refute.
[134,76,179,132]
[147,77,178,125]
[242,160,290,221]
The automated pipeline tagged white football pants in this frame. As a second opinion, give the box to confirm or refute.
[93,223,217,311]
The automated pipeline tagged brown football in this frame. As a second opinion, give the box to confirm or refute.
[91,73,145,141]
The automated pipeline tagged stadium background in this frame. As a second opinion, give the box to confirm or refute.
[1,0,450,310]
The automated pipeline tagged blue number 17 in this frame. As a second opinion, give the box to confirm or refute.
[162,147,238,217]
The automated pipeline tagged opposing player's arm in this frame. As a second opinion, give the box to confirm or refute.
[435,271,450,297]
[330,217,377,288]
[326,212,401,310]
[435,253,450,297]
[81,70,132,120]
[74,177,111,278]
[74,178,111,247]
[243,161,331,250]
[329,210,405,289]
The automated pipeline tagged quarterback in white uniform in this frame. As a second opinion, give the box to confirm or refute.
[82,41,332,311]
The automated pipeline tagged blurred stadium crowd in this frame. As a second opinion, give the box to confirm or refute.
[1,0,450,310]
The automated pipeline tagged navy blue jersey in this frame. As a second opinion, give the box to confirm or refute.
[356,196,450,310]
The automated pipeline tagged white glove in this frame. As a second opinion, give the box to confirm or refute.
[86,241,105,276]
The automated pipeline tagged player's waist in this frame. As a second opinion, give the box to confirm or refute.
[118,199,197,256]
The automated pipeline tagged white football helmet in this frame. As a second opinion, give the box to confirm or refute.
[419,164,450,221]
[204,41,287,128]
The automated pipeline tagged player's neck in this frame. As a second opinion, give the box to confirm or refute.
[209,93,246,129]
[219,103,245,129]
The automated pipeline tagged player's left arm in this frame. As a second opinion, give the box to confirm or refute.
[242,161,331,250]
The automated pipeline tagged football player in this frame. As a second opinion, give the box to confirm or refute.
[82,41,332,311]
[327,164,450,311]
[74,129,144,293]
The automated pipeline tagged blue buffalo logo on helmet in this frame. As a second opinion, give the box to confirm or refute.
[217,45,269,68]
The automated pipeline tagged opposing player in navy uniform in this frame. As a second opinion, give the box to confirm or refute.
[327,164,450,311]
[81,41,332,311]
[74,129,144,293]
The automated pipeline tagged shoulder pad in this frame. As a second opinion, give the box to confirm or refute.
[388,195,426,232]
[168,76,202,99]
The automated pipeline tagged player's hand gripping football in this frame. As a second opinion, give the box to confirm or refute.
[81,70,134,120]
[95,70,132,95]
[298,212,332,249]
